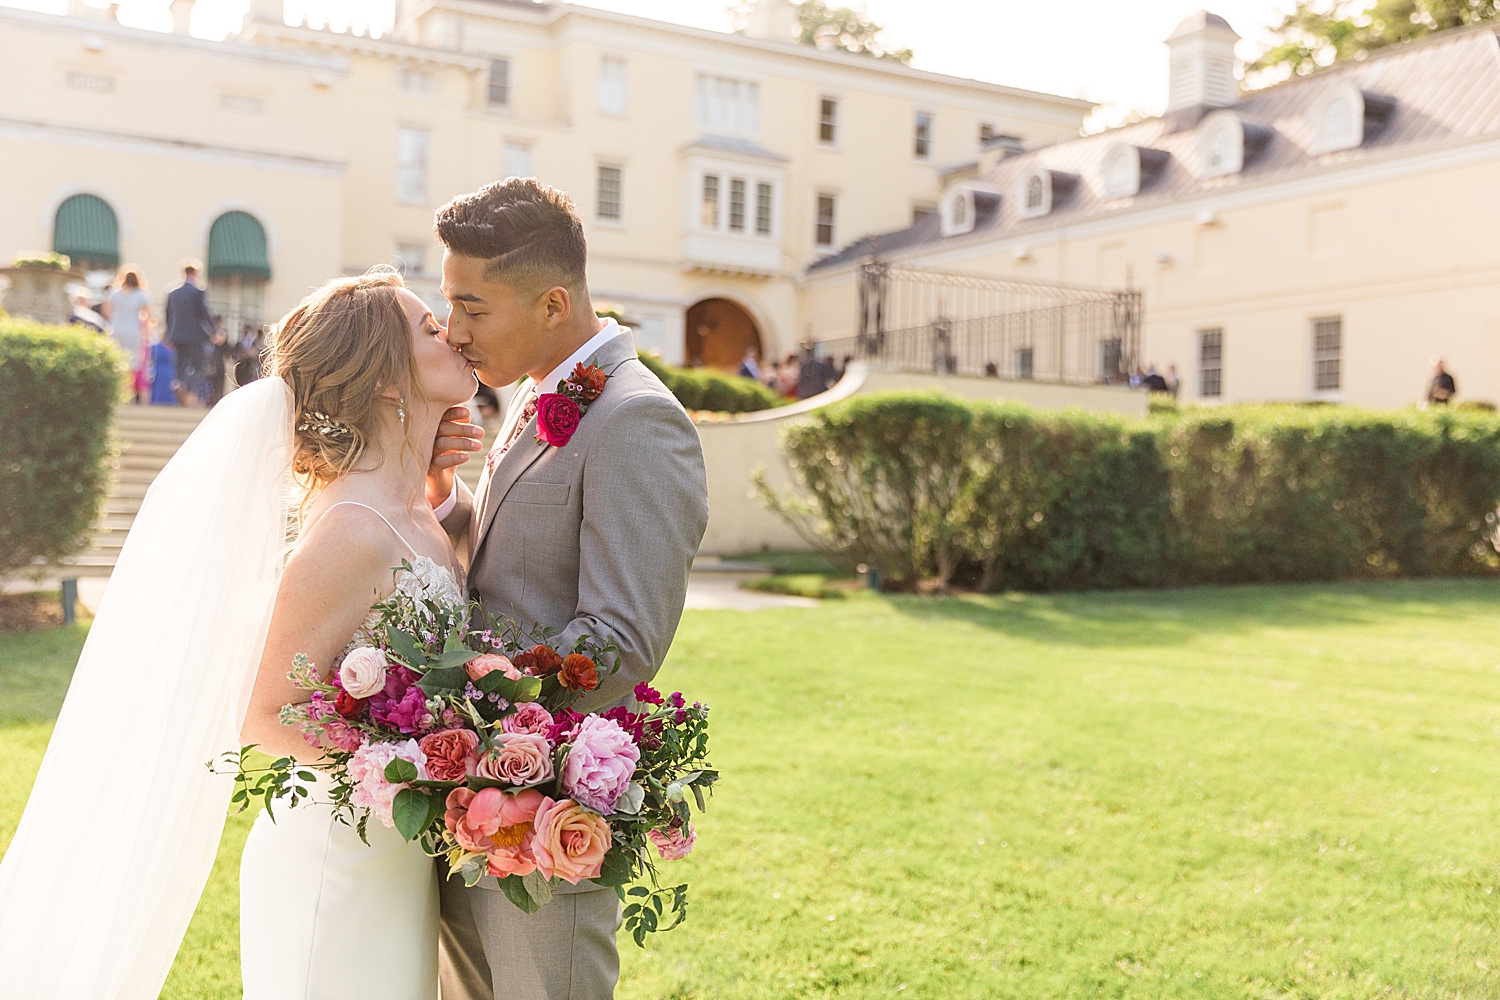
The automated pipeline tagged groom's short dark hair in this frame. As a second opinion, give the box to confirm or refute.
[433,179,588,295]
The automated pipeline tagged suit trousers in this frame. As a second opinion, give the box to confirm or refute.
[438,870,623,1000]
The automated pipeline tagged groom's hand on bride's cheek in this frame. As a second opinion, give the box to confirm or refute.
[426,405,484,507]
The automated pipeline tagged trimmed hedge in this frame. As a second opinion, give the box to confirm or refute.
[0,319,122,577]
[636,352,781,414]
[761,392,1500,591]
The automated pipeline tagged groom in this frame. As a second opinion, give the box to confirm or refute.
[424,178,709,999]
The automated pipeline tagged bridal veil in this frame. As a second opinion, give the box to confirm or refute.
[0,376,295,999]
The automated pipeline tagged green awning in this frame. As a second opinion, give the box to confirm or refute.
[207,211,271,281]
[53,194,120,270]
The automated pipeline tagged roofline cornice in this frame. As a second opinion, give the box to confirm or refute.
[243,21,489,69]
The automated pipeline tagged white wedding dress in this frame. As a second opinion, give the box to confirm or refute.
[240,513,467,1000]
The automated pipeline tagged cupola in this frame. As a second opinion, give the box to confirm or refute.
[1165,11,1240,112]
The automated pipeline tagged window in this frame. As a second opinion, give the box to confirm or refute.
[1313,316,1341,392]
[818,97,838,144]
[914,111,932,159]
[1016,347,1034,380]
[756,182,773,236]
[951,191,968,228]
[815,194,836,247]
[396,127,430,205]
[1309,83,1369,155]
[728,178,746,232]
[596,164,622,222]
[488,59,510,107]
[701,175,719,228]
[395,241,427,276]
[598,57,627,116]
[693,74,761,136]
[1199,329,1223,398]
[1025,174,1044,210]
[398,68,435,96]
[502,142,532,180]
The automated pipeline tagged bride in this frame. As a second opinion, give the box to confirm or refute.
[0,270,481,999]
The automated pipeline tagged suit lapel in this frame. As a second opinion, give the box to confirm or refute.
[473,417,549,557]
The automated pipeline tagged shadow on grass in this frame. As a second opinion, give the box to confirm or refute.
[882,577,1500,648]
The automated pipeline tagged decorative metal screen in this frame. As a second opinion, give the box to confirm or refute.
[821,262,1142,384]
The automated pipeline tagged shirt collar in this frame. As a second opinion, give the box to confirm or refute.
[533,319,623,396]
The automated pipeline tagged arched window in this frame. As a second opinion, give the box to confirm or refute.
[1308,83,1371,155]
[951,190,968,227]
[1025,174,1044,210]
[52,194,120,272]
[206,211,271,345]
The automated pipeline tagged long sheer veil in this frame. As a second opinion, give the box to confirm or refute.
[0,376,295,999]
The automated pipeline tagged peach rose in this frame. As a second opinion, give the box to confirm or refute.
[418,728,480,782]
[466,654,521,683]
[484,788,546,878]
[531,797,611,884]
[475,732,553,786]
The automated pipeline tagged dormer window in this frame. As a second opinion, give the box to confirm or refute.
[1015,166,1077,220]
[940,186,975,237]
[1195,110,1272,179]
[1025,175,1044,211]
[1307,82,1393,155]
[1102,143,1171,199]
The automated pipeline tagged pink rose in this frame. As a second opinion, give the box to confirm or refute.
[535,393,581,447]
[501,702,554,736]
[476,732,553,786]
[467,654,521,682]
[649,824,696,861]
[418,728,481,782]
[484,788,546,878]
[531,797,611,883]
[444,786,504,852]
[561,716,640,815]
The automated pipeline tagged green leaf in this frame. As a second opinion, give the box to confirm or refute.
[391,787,433,842]
[596,845,636,887]
[476,672,518,699]
[432,648,481,670]
[522,870,555,909]
[513,675,543,703]
[496,874,543,914]
[443,628,467,653]
[384,757,420,784]
[691,782,707,813]
[417,665,470,692]
[385,627,427,668]
[627,886,651,897]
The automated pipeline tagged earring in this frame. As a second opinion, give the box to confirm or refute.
[397,395,407,425]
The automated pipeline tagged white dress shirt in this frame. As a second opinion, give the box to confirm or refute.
[435,319,625,520]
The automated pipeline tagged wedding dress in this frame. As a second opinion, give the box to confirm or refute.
[240,507,466,1000]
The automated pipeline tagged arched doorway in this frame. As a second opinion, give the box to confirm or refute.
[684,298,762,372]
[206,210,271,346]
[52,193,120,275]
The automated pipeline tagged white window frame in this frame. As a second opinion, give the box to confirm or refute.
[397,67,437,98]
[940,186,975,237]
[395,126,431,206]
[1196,110,1247,178]
[597,56,628,117]
[815,191,837,248]
[394,240,428,276]
[596,162,624,226]
[693,72,762,138]
[1102,143,1142,199]
[486,58,511,109]
[755,180,774,237]
[691,167,779,241]
[818,95,839,147]
[1308,83,1366,155]
[913,110,934,161]
[1311,315,1342,397]
[1198,328,1224,399]
[502,141,532,180]
[700,173,720,229]
[1016,165,1052,220]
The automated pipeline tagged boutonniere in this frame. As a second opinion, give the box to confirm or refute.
[535,360,611,447]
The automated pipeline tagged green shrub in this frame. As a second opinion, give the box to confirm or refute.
[761,393,1500,591]
[636,352,780,414]
[0,320,122,576]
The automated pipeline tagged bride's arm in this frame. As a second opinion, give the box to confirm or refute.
[241,512,397,761]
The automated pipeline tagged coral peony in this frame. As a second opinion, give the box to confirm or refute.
[501,702,554,736]
[648,823,696,861]
[531,797,610,883]
[560,716,640,815]
[558,653,599,692]
[466,654,521,682]
[475,732,553,786]
[339,646,388,699]
[349,740,427,827]
[484,788,546,878]
[418,728,481,782]
[444,786,504,852]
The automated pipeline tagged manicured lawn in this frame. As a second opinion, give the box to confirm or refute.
[4,581,1500,998]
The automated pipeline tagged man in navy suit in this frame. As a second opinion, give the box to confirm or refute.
[165,262,215,404]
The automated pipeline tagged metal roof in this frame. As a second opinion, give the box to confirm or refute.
[810,24,1500,274]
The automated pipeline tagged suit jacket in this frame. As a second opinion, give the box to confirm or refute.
[165,281,214,347]
[443,328,709,716]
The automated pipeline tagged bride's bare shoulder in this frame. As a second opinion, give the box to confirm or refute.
[283,503,402,591]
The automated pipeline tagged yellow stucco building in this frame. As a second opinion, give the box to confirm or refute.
[0,0,1091,364]
[805,13,1500,408]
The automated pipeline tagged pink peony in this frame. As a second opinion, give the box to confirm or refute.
[561,716,640,815]
[418,728,481,782]
[348,739,427,828]
[475,732,553,786]
[649,824,696,861]
[444,786,504,852]
[531,797,610,883]
[501,702,554,736]
[535,393,582,447]
[466,654,521,682]
[484,788,546,878]
[373,684,435,734]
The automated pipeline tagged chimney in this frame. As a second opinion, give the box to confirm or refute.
[1165,11,1240,112]
[169,0,194,34]
[743,0,798,43]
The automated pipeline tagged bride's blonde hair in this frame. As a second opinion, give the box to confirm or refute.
[265,269,424,501]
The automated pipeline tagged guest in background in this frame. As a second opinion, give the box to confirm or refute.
[1166,364,1181,398]
[797,344,836,400]
[207,315,232,405]
[1427,358,1457,406]
[165,262,215,406]
[102,266,151,403]
[1142,364,1169,393]
[984,361,999,378]
[233,324,267,387]
[774,354,799,399]
[148,336,178,406]
[737,347,762,382]
[68,293,105,333]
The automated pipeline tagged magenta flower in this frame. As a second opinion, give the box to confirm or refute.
[633,682,664,706]
[561,716,640,814]
[373,685,434,734]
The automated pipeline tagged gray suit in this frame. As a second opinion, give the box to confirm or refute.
[437,329,708,1000]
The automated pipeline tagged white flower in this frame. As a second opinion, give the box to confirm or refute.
[339,646,388,699]
[348,739,428,827]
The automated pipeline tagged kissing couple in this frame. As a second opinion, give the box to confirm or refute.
[0,178,710,1000]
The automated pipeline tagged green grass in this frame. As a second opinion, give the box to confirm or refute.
[5,581,1500,998]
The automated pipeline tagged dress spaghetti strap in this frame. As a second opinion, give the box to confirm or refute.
[322,501,418,556]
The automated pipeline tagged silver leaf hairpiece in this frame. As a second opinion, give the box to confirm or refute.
[296,411,353,440]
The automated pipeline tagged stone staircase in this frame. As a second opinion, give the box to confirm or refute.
[59,404,495,578]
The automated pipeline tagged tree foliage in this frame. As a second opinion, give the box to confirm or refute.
[730,1,913,64]
[1250,0,1500,83]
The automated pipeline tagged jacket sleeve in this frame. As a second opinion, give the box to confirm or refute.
[562,394,708,710]
[195,286,216,339]
[440,477,475,555]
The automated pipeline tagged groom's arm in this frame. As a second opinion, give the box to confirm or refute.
[564,394,708,710]
[427,404,484,545]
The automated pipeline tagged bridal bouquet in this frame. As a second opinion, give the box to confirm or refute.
[224,568,716,944]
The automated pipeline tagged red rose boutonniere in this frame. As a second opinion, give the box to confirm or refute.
[535,361,611,448]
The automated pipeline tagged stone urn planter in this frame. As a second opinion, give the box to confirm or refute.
[1,262,80,325]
